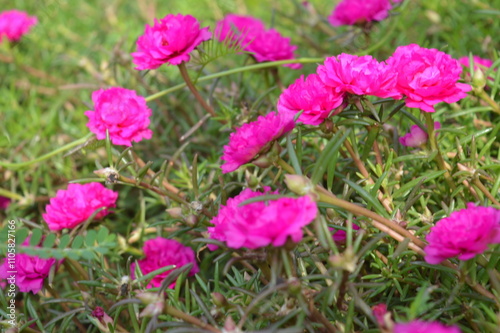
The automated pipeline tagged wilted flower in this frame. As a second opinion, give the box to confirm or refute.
[84,87,153,146]
[386,44,471,112]
[424,203,500,264]
[0,10,37,43]
[277,74,345,125]
[131,237,198,289]
[43,183,118,231]
[91,306,114,328]
[394,320,461,333]
[132,14,211,70]
[221,112,294,173]
[208,187,318,249]
[317,54,401,99]
[214,14,265,47]
[328,0,393,27]
[399,122,441,147]
[0,238,56,294]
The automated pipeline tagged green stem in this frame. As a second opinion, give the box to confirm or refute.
[145,58,324,102]
[0,188,23,201]
[478,90,500,115]
[276,158,295,174]
[164,305,221,333]
[0,133,94,170]
[473,178,500,206]
[178,62,216,117]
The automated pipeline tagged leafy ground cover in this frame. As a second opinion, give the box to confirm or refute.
[1,0,500,332]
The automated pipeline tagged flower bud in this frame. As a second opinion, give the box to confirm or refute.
[284,175,319,200]
[252,154,273,168]
[166,207,183,219]
[472,68,486,94]
[211,292,228,308]
[94,167,119,184]
[329,247,357,272]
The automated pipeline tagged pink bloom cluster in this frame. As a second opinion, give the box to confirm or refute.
[221,112,294,173]
[85,87,153,146]
[458,56,493,71]
[425,203,500,264]
[131,237,199,289]
[0,10,37,43]
[208,187,318,249]
[394,320,462,333]
[43,183,118,231]
[215,14,300,68]
[328,0,393,27]
[132,14,211,70]
[0,238,56,294]
[386,44,471,112]
[277,74,344,125]
[399,122,441,147]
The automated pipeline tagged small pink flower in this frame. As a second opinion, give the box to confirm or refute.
[399,122,441,147]
[0,196,10,210]
[386,44,471,112]
[0,10,37,43]
[328,0,393,27]
[372,303,388,328]
[132,14,211,70]
[43,183,118,231]
[394,320,461,333]
[246,29,301,69]
[208,187,318,250]
[221,112,295,173]
[84,87,153,146]
[458,56,493,71]
[131,237,198,289]
[317,54,401,99]
[425,203,500,264]
[330,223,360,244]
[214,14,265,47]
[0,238,56,294]
[277,74,345,125]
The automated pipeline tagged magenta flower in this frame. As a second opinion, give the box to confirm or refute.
[328,0,393,27]
[208,187,318,250]
[394,320,461,333]
[221,112,295,173]
[131,237,199,289]
[399,122,441,147]
[330,223,360,244]
[84,87,153,146]
[317,54,401,99]
[43,183,118,231]
[215,14,265,47]
[278,74,345,125]
[386,44,471,112]
[132,14,211,70]
[424,203,500,264]
[0,238,56,294]
[458,56,493,71]
[0,10,37,43]
[0,196,10,210]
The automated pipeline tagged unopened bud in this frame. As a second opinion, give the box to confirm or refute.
[94,167,119,184]
[287,277,301,295]
[211,292,228,308]
[246,173,259,189]
[166,207,183,219]
[223,316,242,333]
[472,68,486,94]
[284,175,319,200]
[252,154,273,168]
[136,292,162,305]
[329,247,357,272]
[185,214,198,226]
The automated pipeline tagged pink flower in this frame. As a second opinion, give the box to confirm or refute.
[399,122,441,147]
[208,187,318,249]
[0,238,56,294]
[277,74,345,125]
[317,54,401,99]
[386,44,471,112]
[214,14,265,47]
[458,56,493,71]
[0,10,37,43]
[221,112,295,173]
[330,223,360,244]
[131,237,199,289]
[372,303,388,328]
[84,87,153,146]
[43,183,118,231]
[132,14,211,70]
[215,14,301,69]
[394,320,461,333]
[0,196,10,210]
[424,203,500,264]
[328,0,393,27]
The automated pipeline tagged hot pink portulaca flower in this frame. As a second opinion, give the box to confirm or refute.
[221,112,295,173]
[43,183,118,231]
[424,203,500,264]
[0,238,56,294]
[330,223,360,244]
[84,87,153,146]
[131,237,199,289]
[0,10,37,43]
[317,54,401,99]
[277,74,345,125]
[328,0,393,27]
[399,122,441,147]
[208,187,318,250]
[394,320,462,333]
[458,56,493,71]
[215,14,301,69]
[132,14,211,70]
[386,44,471,112]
